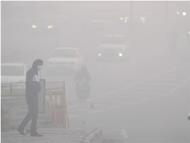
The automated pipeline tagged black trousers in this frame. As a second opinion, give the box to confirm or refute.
[19,95,39,133]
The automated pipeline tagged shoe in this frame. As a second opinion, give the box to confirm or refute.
[31,132,43,137]
[17,128,25,135]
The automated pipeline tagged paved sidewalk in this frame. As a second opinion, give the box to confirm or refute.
[2,128,90,143]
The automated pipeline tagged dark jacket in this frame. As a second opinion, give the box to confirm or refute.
[25,67,41,96]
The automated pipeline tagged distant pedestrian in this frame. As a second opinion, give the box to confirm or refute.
[18,59,43,137]
[74,65,91,102]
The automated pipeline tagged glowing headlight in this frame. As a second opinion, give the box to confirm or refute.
[47,25,53,29]
[118,53,123,57]
[98,53,102,56]
[32,24,37,29]
[182,11,187,16]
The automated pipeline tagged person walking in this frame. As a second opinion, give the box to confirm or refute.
[18,59,43,137]
[74,65,91,102]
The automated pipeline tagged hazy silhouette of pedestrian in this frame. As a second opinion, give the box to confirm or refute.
[188,113,190,121]
[18,59,43,137]
[74,65,91,102]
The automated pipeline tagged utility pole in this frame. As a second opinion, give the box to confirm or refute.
[129,1,134,49]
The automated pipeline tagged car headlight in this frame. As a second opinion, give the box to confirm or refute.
[188,31,190,36]
[118,53,123,57]
[98,53,102,56]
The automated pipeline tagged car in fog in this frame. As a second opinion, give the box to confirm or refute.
[1,63,27,83]
[96,34,128,62]
[1,63,27,96]
[46,47,83,77]
[96,44,127,62]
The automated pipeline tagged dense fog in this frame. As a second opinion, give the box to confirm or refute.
[1,1,190,143]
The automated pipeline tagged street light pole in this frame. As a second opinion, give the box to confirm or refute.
[129,1,134,49]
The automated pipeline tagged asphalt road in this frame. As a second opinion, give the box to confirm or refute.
[67,57,190,143]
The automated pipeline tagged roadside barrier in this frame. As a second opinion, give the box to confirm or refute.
[1,80,69,130]
[45,81,69,128]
